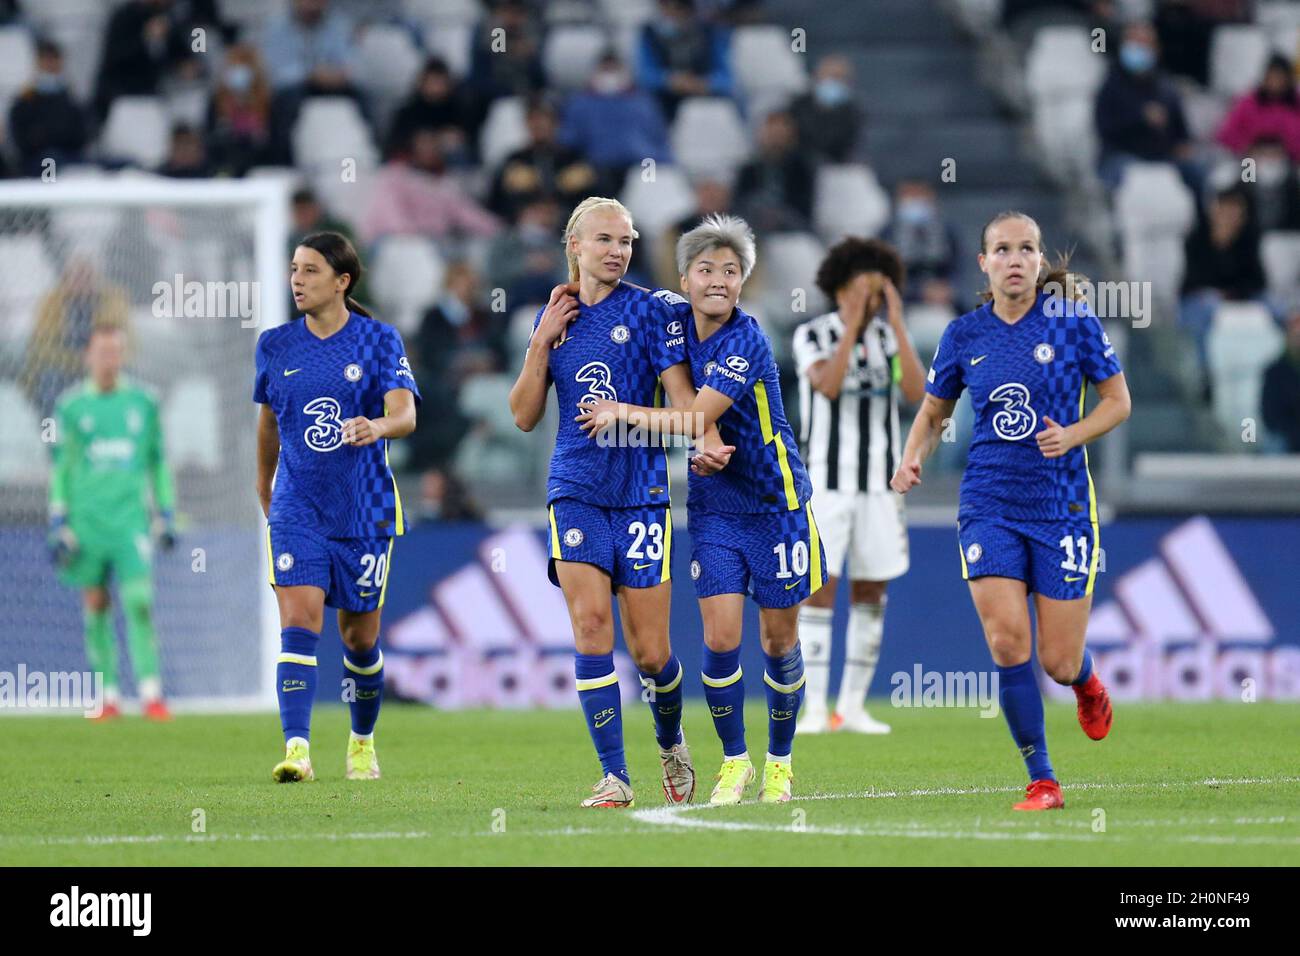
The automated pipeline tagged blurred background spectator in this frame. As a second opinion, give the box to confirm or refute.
[735,109,813,232]
[881,178,959,308]
[387,57,482,167]
[1262,309,1300,452]
[10,38,88,178]
[488,95,596,220]
[789,54,864,163]
[636,0,734,121]
[207,43,272,176]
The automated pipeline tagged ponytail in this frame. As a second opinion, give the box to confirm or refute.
[345,295,372,318]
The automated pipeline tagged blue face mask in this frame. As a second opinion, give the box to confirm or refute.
[897,198,933,225]
[35,73,64,94]
[1120,43,1155,75]
[814,79,849,107]
[224,64,253,93]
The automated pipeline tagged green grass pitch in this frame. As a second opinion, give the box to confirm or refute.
[3,701,1297,866]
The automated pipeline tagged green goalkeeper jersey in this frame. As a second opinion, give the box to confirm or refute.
[49,376,175,539]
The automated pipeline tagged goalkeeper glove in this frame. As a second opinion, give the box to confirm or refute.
[155,510,177,552]
[47,516,78,567]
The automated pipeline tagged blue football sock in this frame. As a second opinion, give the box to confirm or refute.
[998,660,1055,782]
[639,655,684,750]
[764,645,806,759]
[575,652,628,784]
[1072,648,1095,686]
[702,646,747,758]
[277,626,319,744]
[343,643,384,736]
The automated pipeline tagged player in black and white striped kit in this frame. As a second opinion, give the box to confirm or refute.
[792,238,926,734]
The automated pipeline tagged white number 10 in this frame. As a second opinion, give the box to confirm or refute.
[773,540,809,579]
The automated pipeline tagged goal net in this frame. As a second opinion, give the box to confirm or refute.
[0,176,289,712]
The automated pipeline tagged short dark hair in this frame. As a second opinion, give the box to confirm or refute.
[815,237,904,302]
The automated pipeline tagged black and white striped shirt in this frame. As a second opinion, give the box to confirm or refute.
[792,311,902,494]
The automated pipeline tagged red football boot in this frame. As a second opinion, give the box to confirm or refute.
[90,701,121,722]
[143,698,173,722]
[1073,673,1113,740]
[1013,779,1064,811]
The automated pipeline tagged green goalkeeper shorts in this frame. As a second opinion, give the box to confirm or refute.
[59,525,153,589]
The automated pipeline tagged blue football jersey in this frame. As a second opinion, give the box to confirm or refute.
[253,312,422,538]
[685,304,812,514]
[536,281,688,508]
[925,291,1122,522]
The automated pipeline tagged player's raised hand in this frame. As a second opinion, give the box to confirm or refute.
[891,457,923,494]
[841,272,872,334]
[535,282,580,349]
[342,416,384,447]
[574,399,620,438]
[1035,416,1076,459]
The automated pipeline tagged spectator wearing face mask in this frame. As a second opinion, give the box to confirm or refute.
[636,0,734,122]
[789,54,864,163]
[1217,55,1300,164]
[208,43,271,176]
[881,179,959,307]
[1094,20,1199,193]
[559,53,671,195]
[10,38,88,177]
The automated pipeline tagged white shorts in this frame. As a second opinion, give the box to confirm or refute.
[812,488,910,582]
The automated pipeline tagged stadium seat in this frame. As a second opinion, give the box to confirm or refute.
[99,96,171,169]
[0,26,35,108]
[1025,27,1106,98]
[1114,162,1196,236]
[1178,81,1230,143]
[290,97,379,172]
[1205,301,1284,436]
[403,0,483,25]
[1209,25,1270,98]
[813,164,891,242]
[307,165,376,232]
[1259,1,1300,33]
[1260,231,1300,304]
[163,377,221,472]
[355,24,425,103]
[0,236,58,343]
[599,0,655,25]
[949,0,1004,37]
[1032,96,1098,182]
[904,303,958,362]
[618,164,698,245]
[1121,231,1186,318]
[542,25,610,91]
[0,382,45,482]
[479,96,530,171]
[731,25,808,99]
[669,97,750,178]
[752,231,827,330]
[424,23,473,77]
[367,236,445,335]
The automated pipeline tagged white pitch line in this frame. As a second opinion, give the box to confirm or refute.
[2,830,433,847]
[629,776,1300,845]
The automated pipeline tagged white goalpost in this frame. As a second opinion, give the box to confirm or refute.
[0,176,290,712]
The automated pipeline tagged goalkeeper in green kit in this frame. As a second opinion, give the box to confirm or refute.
[47,324,176,721]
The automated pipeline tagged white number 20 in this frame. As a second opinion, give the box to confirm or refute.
[773,540,809,579]
[357,551,388,588]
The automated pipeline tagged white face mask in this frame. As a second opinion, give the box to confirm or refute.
[591,70,628,95]
[1256,159,1289,187]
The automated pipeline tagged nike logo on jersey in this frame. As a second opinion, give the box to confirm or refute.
[359,590,377,597]
[284,368,302,376]
[970,355,988,366]
[1064,575,1085,583]
[633,562,653,570]
[784,578,804,590]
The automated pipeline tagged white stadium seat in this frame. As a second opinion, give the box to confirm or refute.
[1205,302,1285,435]
[0,382,46,482]
[1033,95,1098,181]
[0,26,35,107]
[1121,231,1186,317]
[425,23,473,78]
[542,25,610,90]
[1114,162,1196,236]
[163,378,221,472]
[0,235,58,343]
[100,96,171,169]
[355,24,425,102]
[731,25,808,98]
[1025,26,1107,98]
[403,0,484,26]
[367,236,446,335]
[753,231,827,327]
[813,164,891,242]
[618,164,698,245]
[599,0,655,26]
[290,97,379,171]
[669,97,750,178]
[479,96,529,171]
[1260,231,1300,304]
[1209,25,1270,98]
